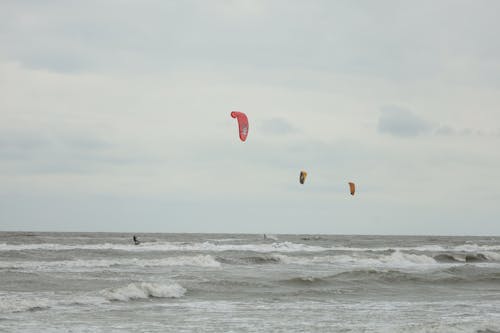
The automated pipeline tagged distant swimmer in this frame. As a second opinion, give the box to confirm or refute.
[133,235,140,245]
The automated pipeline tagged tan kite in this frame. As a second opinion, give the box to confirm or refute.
[348,182,356,196]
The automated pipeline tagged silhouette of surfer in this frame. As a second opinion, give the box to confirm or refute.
[133,235,140,245]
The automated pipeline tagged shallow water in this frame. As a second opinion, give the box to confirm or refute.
[1,232,500,332]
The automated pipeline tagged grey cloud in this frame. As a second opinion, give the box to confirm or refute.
[434,126,490,137]
[434,125,456,136]
[0,131,110,156]
[259,118,297,136]
[0,131,145,174]
[377,107,431,137]
[16,49,88,73]
[457,128,485,137]
[2,0,500,85]
[0,135,50,151]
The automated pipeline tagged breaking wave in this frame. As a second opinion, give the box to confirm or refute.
[433,253,492,263]
[271,251,438,267]
[279,265,500,286]
[0,255,220,271]
[101,282,186,301]
[0,282,186,314]
[222,255,282,265]
[0,295,51,314]
[0,293,108,314]
[280,276,330,286]
[0,241,327,253]
[2,241,500,255]
[228,250,500,268]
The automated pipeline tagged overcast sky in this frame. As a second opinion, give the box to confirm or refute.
[1,0,499,235]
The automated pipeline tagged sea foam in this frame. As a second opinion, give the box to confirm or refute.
[1,241,499,257]
[101,282,186,301]
[0,241,328,253]
[0,255,220,271]
[272,251,437,267]
[0,293,108,314]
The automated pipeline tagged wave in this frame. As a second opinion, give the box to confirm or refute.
[271,251,438,267]
[453,244,500,252]
[279,265,500,287]
[0,293,108,314]
[100,282,186,301]
[433,253,489,263]
[279,270,430,286]
[206,238,247,243]
[2,251,497,273]
[2,241,500,261]
[222,250,500,268]
[220,255,282,265]
[0,241,328,253]
[264,234,279,241]
[280,276,330,286]
[324,244,500,253]
[0,282,186,314]
[433,252,500,263]
[0,296,51,314]
[214,251,438,267]
[440,265,500,282]
[392,321,500,333]
[0,255,221,271]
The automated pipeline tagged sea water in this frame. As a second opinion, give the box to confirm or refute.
[1,232,500,332]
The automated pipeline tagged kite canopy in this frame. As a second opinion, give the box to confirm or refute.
[230,111,249,142]
[348,182,356,196]
[299,171,307,184]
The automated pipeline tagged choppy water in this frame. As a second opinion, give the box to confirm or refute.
[1,232,500,332]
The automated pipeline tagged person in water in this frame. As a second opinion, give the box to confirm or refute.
[133,235,140,245]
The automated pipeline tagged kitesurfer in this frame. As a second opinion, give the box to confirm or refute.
[133,235,140,245]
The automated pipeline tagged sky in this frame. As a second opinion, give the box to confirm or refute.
[1,0,499,235]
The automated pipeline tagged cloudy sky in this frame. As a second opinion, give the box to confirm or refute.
[1,0,499,235]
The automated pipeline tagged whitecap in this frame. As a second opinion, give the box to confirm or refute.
[100,282,186,302]
[0,255,221,271]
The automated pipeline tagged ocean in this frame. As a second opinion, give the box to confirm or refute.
[1,232,500,332]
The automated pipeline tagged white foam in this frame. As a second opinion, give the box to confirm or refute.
[100,282,186,301]
[0,293,53,314]
[327,243,500,253]
[325,245,449,252]
[452,243,500,252]
[483,251,500,261]
[206,238,247,242]
[0,292,108,314]
[446,254,467,262]
[382,251,437,265]
[272,251,437,267]
[392,321,500,333]
[1,241,499,255]
[0,241,328,253]
[0,255,221,271]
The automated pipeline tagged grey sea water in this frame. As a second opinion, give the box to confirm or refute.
[1,232,500,332]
